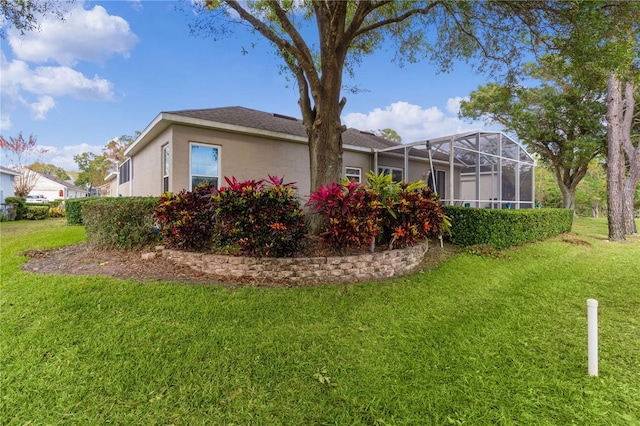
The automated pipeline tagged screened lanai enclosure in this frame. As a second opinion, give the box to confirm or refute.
[373,131,536,209]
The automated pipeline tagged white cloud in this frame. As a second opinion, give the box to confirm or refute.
[8,3,138,66]
[28,96,56,120]
[128,0,144,12]
[445,96,467,115]
[24,65,114,100]
[1,54,115,122]
[0,115,12,131]
[343,100,484,143]
[1,3,136,123]
[40,143,104,171]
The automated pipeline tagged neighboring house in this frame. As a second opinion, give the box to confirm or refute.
[121,106,454,199]
[1,165,21,213]
[98,172,118,197]
[27,171,89,201]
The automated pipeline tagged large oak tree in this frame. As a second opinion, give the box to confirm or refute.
[546,1,640,240]
[459,61,607,211]
[196,1,550,203]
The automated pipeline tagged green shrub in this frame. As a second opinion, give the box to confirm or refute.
[24,205,50,220]
[444,206,573,249]
[213,176,307,257]
[66,197,96,225]
[154,183,218,251]
[4,197,26,220]
[82,197,161,250]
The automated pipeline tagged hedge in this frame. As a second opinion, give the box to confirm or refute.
[66,197,98,225]
[24,205,50,220]
[3,197,26,221]
[82,197,161,250]
[444,206,574,249]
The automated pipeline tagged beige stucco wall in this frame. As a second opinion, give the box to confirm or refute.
[122,127,171,196]
[170,124,312,195]
[127,123,461,200]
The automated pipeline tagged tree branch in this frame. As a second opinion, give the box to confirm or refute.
[353,1,441,38]
[223,1,320,90]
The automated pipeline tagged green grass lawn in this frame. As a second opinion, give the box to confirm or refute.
[1,218,639,425]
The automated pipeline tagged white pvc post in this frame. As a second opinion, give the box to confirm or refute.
[587,299,599,377]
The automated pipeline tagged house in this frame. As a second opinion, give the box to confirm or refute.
[120,106,454,198]
[1,165,21,213]
[120,106,535,208]
[27,171,89,201]
[97,172,118,197]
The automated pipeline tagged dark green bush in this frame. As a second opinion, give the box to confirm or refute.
[82,197,161,250]
[66,197,97,225]
[4,197,26,220]
[24,205,50,220]
[444,206,573,249]
[154,183,218,251]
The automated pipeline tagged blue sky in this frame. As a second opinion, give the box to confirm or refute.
[1,0,495,171]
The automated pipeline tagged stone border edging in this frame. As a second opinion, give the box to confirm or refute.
[157,242,429,285]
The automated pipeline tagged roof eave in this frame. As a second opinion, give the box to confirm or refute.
[124,112,309,158]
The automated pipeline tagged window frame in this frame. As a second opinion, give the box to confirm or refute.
[377,166,403,183]
[119,158,131,185]
[189,142,221,190]
[162,144,170,192]
[345,167,362,183]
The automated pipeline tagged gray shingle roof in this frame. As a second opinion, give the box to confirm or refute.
[33,170,88,192]
[167,106,308,138]
[166,106,434,158]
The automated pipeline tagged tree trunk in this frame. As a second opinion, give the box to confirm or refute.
[560,185,576,211]
[304,83,345,234]
[620,80,640,235]
[307,105,344,194]
[623,174,639,234]
[605,74,626,241]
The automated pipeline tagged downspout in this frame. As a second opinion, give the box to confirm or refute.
[404,146,409,181]
[449,137,455,206]
[373,149,378,177]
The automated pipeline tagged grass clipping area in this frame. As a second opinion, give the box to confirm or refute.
[1,218,639,424]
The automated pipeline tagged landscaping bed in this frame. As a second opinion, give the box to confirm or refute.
[21,240,459,287]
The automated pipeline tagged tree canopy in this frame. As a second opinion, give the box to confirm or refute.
[459,60,606,210]
[74,152,109,193]
[0,0,71,38]
[28,161,71,181]
[541,1,640,239]
[196,1,552,199]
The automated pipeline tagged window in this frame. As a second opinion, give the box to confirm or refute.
[378,166,403,183]
[119,159,131,184]
[190,142,220,189]
[162,145,169,192]
[345,167,362,183]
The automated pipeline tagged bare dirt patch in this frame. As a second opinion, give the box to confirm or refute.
[21,240,459,287]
